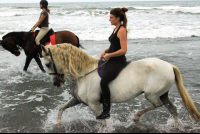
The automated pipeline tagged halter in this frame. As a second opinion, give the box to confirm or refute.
[48,48,65,83]
[1,30,32,53]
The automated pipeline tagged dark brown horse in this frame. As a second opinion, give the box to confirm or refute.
[0,30,81,73]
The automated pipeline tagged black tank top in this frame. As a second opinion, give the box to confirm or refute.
[108,25,126,62]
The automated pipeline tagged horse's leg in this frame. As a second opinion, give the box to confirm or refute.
[34,56,46,73]
[133,106,156,122]
[160,92,180,126]
[133,94,163,122]
[23,56,33,72]
[88,102,108,132]
[57,97,80,123]
[88,103,101,117]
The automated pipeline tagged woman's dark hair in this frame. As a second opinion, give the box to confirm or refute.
[40,0,50,14]
[110,7,128,29]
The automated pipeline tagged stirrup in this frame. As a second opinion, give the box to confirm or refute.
[96,116,110,121]
[96,113,110,120]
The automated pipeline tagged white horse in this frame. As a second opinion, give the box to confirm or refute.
[41,43,200,124]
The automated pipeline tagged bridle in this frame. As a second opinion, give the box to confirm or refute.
[3,30,33,52]
[48,48,65,83]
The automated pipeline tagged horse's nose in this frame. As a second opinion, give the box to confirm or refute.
[54,82,61,87]
[13,50,20,56]
[16,52,20,56]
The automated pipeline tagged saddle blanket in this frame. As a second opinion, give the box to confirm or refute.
[33,28,56,48]
[98,60,131,78]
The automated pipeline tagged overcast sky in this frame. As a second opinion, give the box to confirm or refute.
[0,0,189,3]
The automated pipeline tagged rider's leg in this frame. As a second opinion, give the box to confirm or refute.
[96,60,127,120]
[35,27,49,57]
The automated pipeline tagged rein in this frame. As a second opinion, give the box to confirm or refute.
[24,30,32,42]
[23,30,33,47]
[71,58,108,82]
[16,30,33,50]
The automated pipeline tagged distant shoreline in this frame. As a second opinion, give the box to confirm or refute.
[0,0,199,4]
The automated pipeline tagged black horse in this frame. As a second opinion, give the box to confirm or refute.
[0,30,81,73]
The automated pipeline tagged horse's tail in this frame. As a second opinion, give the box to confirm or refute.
[173,65,200,121]
[76,35,84,49]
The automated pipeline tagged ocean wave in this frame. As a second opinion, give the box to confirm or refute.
[54,10,110,16]
[59,6,200,16]
[0,2,200,40]
[1,5,200,17]
[131,6,200,15]
[176,11,200,15]
[191,35,199,38]
[14,14,24,16]
[14,6,32,9]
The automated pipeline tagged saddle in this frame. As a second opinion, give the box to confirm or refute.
[33,28,56,48]
[98,60,131,78]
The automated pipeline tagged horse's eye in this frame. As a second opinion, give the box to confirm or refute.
[46,63,51,68]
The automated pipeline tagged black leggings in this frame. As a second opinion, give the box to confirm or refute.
[100,60,127,99]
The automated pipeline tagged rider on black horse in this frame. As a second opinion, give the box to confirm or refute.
[31,0,50,57]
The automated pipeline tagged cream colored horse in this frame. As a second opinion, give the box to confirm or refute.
[41,43,200,124]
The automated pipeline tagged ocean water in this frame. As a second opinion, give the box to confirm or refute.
[0,1,200,40]
[1,1,200,133]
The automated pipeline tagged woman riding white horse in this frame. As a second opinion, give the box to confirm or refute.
[98,7,129,120]
[41,43,200,125]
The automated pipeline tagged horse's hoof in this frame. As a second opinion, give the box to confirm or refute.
[46,123,65,133]
[96,117,110,121]
[56,118,61,123]
[133,116,140,123]
[175,119,182,128]
[42,69,46,73]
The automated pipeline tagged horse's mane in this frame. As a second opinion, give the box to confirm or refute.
[46,43,100,80]
[3,32,25,42]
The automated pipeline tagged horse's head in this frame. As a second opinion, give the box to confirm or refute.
[42,45,65,87]
[1,32,23,56]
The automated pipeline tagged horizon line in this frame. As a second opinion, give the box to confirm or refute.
[0,0,198,4]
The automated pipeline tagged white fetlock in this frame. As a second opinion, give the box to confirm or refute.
[56,112,63,123]
[175,118,182,129]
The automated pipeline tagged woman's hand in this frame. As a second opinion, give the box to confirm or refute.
[104,54,111,61]
[100,50,106,58]
[31,27,35,31]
